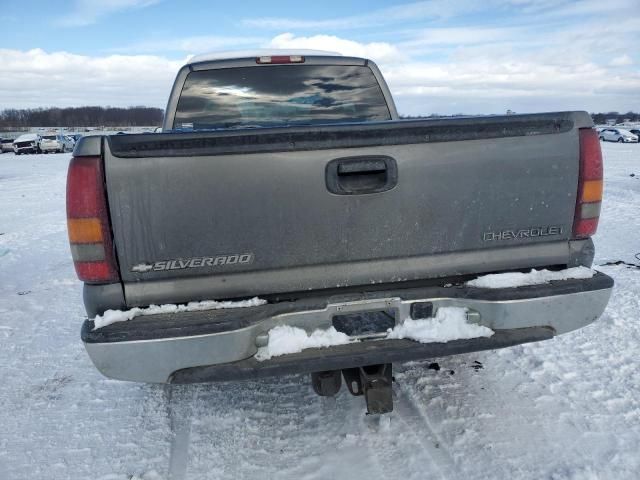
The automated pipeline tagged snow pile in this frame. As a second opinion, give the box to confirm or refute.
[387,307,494,343]
[255,325,354,361]
[92,297,266,330]
[467,266,595,289]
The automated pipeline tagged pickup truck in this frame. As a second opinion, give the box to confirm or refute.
[68,50,613,414]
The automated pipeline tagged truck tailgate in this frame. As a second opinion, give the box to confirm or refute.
[103,111,591,306]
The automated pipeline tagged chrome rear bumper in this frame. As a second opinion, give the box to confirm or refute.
[82,272,613,383]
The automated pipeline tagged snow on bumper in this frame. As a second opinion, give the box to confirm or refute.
[255,307,494,361]
[92,297,266,329]
[81,272,613,383]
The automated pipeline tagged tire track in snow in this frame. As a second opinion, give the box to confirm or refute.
[165,385,196,480]
[339,380,455,480]
[313,380,440,480]
[182,376,345,480]
[391,381,460,479]
[283,387,390,480]
[339,399,395,480]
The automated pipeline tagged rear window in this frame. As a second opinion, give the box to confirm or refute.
[42,135,56,140]
[173,65,391,130]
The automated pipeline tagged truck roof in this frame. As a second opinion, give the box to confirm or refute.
[186,49,342,66]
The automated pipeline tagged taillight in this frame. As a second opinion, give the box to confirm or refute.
[66,156,120,283]
[573,128,603,238]
[256,55,305,64]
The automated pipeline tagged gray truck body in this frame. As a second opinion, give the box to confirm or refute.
[75,53,613,384]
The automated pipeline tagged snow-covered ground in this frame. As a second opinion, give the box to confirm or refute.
[0,143,639,480]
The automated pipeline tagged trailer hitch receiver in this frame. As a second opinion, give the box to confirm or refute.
[342,364,393,414]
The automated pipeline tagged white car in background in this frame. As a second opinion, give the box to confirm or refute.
[13,133,41,154]
[64,135,77,150]
[599,128,638,143]
[38,134,74,153]
[1,138,14,153]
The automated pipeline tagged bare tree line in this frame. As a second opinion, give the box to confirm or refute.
[1,106,637,130]
[401,111,640,123]
[590,112,640,124]
[0,106,164,129]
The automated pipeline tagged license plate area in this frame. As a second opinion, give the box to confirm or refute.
[332,309,396,337]
[327,298,400,339]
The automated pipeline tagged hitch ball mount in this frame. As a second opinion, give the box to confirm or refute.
[311,363,394,415]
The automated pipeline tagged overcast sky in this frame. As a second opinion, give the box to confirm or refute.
[1,0,639,115]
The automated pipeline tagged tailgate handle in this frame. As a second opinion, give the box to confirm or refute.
[337,158,387,175]
[326,155,398,195]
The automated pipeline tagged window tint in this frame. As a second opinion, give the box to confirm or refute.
[174,65,391,130]
[42,135,56,140]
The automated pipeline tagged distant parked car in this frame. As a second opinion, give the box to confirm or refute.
[599,128,638,143]
[64,135,77,150]
[627,128,640,141]
[13,133,40,154]
[1,138,14,153]
[39,134,74,153]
